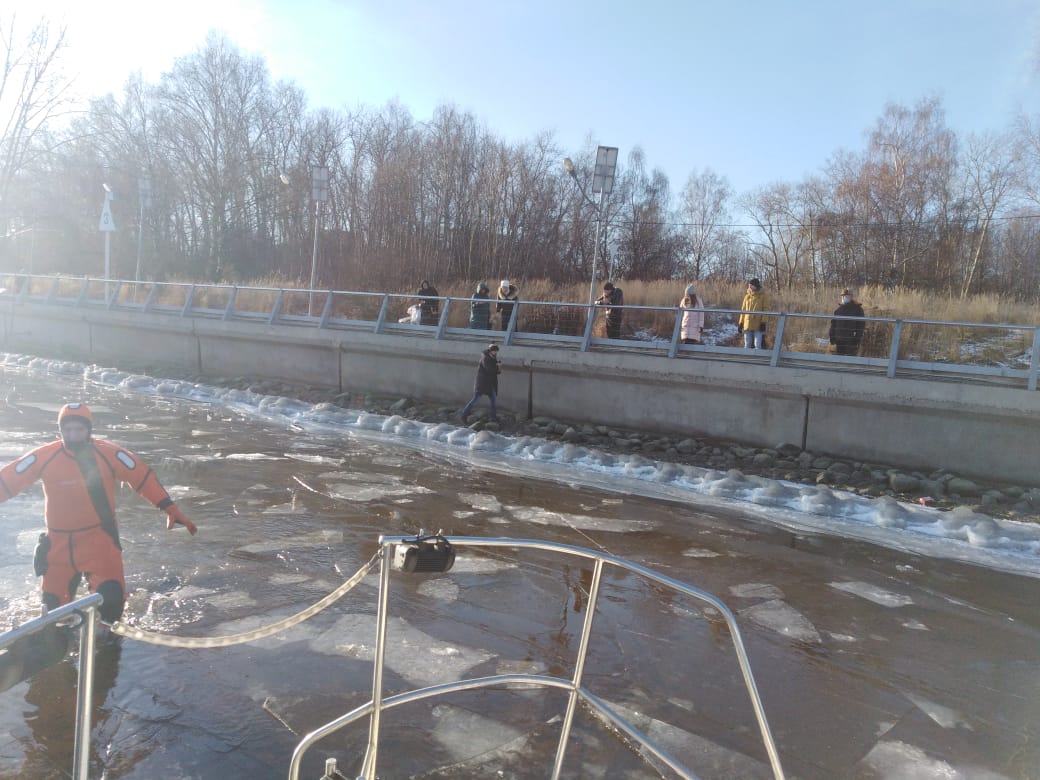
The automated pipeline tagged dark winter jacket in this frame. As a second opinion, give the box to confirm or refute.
[416,281,440,326]
[496,285,519,326]
[470,290,491,329]
[596,287,625,324]
[474,349,501,395]
[829,300,866,345]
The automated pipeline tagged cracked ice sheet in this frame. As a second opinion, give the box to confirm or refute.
[830,581,914,607]
[858,741,1011,779]
[308,613,494,688]
[505,506,658,533]
[739,599,822,644]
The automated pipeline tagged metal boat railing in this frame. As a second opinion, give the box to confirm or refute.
[0,592,105,780]
[288,535,787,780]
[2,273,1037,391]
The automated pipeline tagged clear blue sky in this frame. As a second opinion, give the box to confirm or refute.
[23,0,1040,194]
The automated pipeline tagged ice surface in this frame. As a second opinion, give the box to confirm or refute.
[857,740,1011,779]
[738,599,822,644]
[729,583,784,600]
[308,613,494,687]
[9,354,1040,578]
[905,693,972,729]
[830,581,915,608]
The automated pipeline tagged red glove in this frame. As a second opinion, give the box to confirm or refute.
[165,504,198,535]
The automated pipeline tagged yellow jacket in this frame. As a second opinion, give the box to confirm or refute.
[739,290,770,331]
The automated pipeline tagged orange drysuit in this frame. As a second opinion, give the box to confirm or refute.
[0,437,174,622]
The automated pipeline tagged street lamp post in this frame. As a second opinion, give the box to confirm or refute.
[136,177,152,284]
[563,146,618,313]
[99,183,115,299]
[309,165,330,316]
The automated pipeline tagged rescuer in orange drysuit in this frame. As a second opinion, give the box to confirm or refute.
[0,403,197,623]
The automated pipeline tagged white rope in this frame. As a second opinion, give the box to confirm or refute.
[111,551,380,648]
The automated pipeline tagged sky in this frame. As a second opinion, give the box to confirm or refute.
[12,0,1040,195]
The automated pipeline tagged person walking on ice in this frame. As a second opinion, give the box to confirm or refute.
[458,344,502,423]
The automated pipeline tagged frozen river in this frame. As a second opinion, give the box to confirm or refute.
[0,356,1038,779]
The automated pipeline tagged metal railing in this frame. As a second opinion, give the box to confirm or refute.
[0,592,105,780]
[3,273,1038,391]
[288,536,786,780]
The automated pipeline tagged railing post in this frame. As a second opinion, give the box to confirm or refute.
[72,606,99,780]
[268,290,284,326]
[887,319,904,378]
[503,301,517,346]
[318,291,334,329]
[1029,326,1040,391]
[143,284,158,312]
[551,557,604,780]
[180,285,196,318]
[223,287,238,321]
[359,542,394,779]
[580,303,596,352]
[435,298,450,339]
[107,280,123,310]
[76,277,90,307]
[374,295,390,334]
[667,307,684,358]
[769,313,787,368]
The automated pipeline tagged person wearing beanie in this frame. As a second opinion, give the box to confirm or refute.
[738,278,770,349]
[0,403,197,625]
[679,283,706,345]
[496,280,519,331]
[829,288,866,356]
[469,281,491,329]
[458,343,502,423]
[595,281,626,339]
[415,279,441,326]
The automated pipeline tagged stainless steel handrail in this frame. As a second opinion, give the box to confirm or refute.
[0,592,104,780]
[289,536,786,780]
[3,272,1037,390]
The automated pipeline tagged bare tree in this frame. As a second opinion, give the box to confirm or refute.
[679,168,731,280]
[0,14,73,230]
[958,131,1019,297]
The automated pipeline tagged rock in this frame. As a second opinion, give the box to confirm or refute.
[826,461,852,475]
[889,472,920,493]
[947,477,981,497]
[776,443,801,456]
[676,439,698,453]
[812,457,832,469]
[752,453,776,466]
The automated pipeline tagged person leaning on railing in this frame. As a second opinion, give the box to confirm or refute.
[469,282,491,329]
[416,280,440,326]
[496,280,519,331]
[738,278,769,349]
[829,289,866,356]
[679,283,706,344]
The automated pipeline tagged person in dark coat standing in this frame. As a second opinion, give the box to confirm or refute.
[469,282,491,329]
[829,289,866,356]
[458,344,501,422]
[595,282,625,339]
[416,280,440,326]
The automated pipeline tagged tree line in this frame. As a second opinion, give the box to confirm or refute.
[2,19,1040,300]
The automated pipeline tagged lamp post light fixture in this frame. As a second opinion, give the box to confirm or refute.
[563,145,618,307]
[135,177,152,284]
[309,165,330,316]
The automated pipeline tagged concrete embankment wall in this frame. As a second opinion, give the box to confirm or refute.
[3,303,1039,486]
